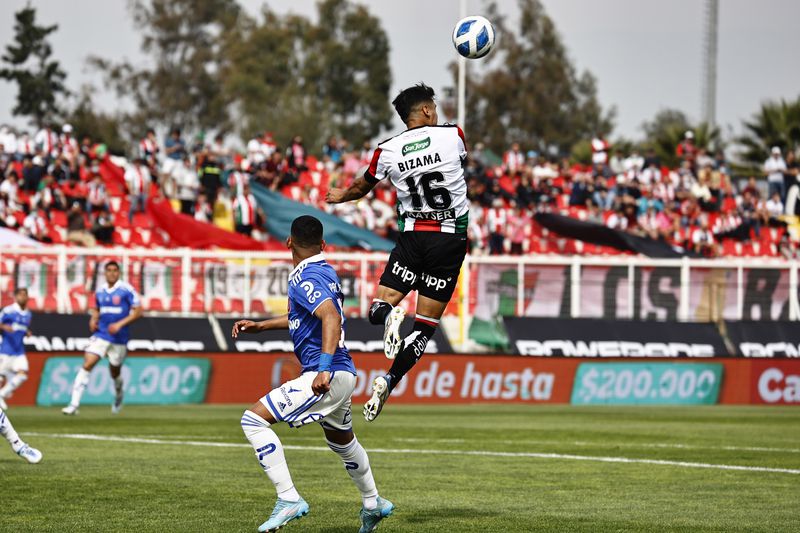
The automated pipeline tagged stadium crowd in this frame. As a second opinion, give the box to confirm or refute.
[0,123,798,258]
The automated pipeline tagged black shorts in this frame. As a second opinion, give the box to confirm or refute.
[379,232,468,302]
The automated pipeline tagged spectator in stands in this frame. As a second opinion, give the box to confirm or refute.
[486,199,507,255]
[22,207,51,243]
[91,205,115,244]
[66,202,96,247]
[569,172,593,206]
[199,153,222,206]
[208,133,230,166]
[232,183,263,237]
[691,216,716,256]
[61,175,87,209]
[676,130,697,168]
[163,127,186,176]
[60,124,79,163]
[0,191,17,228]
[766,191,784,218]
[125,158,151,223]
[33,174,66,214]
[783,150,799,200]
[174,156,200,215]
[503,142,525,174]
[16,131,33,158]
[34,124,59,160]
[507,206,531,255]
[0,173,20,209]
[764,146,787,202]
[139,128,160,171]
[86,173,108,215]
[194,192,214,223]
[22,156,45,193]
[323,136,343,164]
[50,155,75,183]
[227,159,249,197]
[286,135,306,172]
[591,136,610,168]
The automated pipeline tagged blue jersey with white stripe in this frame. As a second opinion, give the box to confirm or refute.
[94,281,141,344]
[0,303,31,356]
[287,254,355,375]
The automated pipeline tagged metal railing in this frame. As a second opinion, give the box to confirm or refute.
[0,246,797,322]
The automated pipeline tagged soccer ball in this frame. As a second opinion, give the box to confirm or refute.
[452,15,495,59]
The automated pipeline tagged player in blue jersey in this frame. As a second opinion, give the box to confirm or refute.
[0,288,33,410]
[232,215,393,533]
[62,261,142,416]
[1,407,42,463]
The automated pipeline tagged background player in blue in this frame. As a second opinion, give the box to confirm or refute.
[62,261,142,416]
[0,288,33,410]
[231,215,393,533]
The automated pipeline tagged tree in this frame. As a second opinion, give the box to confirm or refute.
[64,87,128,156]
[91,0,242,137]
[640,108,721,167]
[451,0,615,155]
[92,0,393,152]
[223,0,392,149]
[738,96,800,167]
[0,6,68,125]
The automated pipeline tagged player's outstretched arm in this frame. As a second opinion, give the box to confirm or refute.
[231,315,289,338]
[325,174,376,204]
[311,300,342,394]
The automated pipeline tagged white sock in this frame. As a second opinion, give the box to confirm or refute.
[0,373,27,398]
[114,376,124,397]
[241,410,301,502]
[0,408,24,452]
[327,436,378,510]
[69,368,91,407]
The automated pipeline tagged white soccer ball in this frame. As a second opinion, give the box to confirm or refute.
[452,15,495,59]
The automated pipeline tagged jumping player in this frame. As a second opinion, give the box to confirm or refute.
[62,261,142,415]
[232,215,393,533]
[0,288,33,409]
[326,83,468,421]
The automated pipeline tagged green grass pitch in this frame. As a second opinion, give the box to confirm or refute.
[2,405,799,532]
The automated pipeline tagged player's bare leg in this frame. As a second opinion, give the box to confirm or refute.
[0,370,28,406]
[365,292,447,421]
[109,364,124,414]
[62,352,101,415]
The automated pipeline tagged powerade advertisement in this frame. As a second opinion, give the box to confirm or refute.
[571,362,723,405]
[36,357,211,406]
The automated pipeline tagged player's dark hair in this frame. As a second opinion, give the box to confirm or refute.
[392,83,436,123]
[105,260,120,271]
[14,287,27,296]
[291,215,324,248]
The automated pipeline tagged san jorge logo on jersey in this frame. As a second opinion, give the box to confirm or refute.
[402,137,430,156]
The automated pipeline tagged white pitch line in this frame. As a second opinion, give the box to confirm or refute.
[394,437,800,454]
[27,432,800,476]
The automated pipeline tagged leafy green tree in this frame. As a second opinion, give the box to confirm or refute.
[64,87,128,156]
[640,108,720,167]
[223,0,392,149]
[453,0,615,155]
[0,6,68,125]
[91,0,242,137]
[738,96,800,167]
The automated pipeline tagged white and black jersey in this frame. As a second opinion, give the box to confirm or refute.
[365,124,468,234]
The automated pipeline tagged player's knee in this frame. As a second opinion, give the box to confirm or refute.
[241,409,269,439]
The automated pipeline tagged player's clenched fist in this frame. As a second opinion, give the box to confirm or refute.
[312,371,331,395]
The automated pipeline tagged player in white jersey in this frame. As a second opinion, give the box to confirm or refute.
[327,83,469,421]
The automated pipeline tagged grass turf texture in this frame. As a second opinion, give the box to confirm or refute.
[1,405,799,532]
